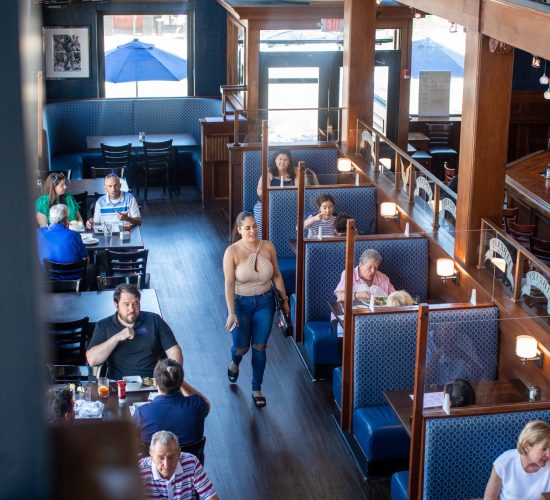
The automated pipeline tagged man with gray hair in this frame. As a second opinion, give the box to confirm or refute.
[37,203,92,286]
[139,430,218,500]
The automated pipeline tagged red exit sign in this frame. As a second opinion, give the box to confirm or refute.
[320,18,344,33]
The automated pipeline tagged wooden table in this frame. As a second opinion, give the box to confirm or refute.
[65,178,129,196]
[408,131,430,151]
[86,133,197,150]
[384,380,527,436]
[81,225,144,251]
[44,288,161,323]
[506,150,550,238]
[87,381,153,420]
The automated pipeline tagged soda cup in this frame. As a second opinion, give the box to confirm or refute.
[117,380,127,405]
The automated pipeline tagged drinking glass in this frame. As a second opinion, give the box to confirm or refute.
[104,223,112,238]
[97,377,110,398]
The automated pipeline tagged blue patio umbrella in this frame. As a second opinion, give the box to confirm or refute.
[105,39,187,96]
[411,38,464,78]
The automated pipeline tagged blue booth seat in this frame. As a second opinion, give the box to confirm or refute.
[278,257,296,297]
[391,471,408,500]
[303,322,341,367]
[333,366,342,409]
[353,407,410,462]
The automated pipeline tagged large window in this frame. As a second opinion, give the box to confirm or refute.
[103,14,189,98]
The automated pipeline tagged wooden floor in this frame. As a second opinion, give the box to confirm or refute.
[139,188,390,500]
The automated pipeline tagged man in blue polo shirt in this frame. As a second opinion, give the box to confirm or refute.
[37,204,91,283]
[86,173,141,229]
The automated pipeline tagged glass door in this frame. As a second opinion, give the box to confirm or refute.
[373,50,400,142]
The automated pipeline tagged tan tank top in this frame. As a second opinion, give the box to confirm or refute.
[234,241,273,296]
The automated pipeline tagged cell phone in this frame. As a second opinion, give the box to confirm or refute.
[228,322,237,333]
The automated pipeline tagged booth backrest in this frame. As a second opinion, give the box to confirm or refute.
[423,409,550,499]
[268,185,377,260]
[44,97,222,158]
[304,237,429,323]
[242,147,339,212]
[352,306,500,409]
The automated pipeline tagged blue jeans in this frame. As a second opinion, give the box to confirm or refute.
[231,290,275,391]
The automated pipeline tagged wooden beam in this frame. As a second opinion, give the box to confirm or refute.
[392,0,481,30]
[261,120,269,240]
[454,32,514,265]
[295,163,306,344]
[341,0,376,154]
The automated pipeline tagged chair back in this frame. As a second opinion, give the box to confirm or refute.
[427,123,453,147]
[505,220,536,244]
[105,249,148,276]
[72,191,88,220]
[47,279,82,293]
[48,317,90,365]
[181,436,206,465]
[91,166,126,179]
[44,258,87,281]
[47,364,96,384]
[529,235,550,263]
[143,140,173,169]
[97,274,143,291]
[38,169,72,183]
[100,142,132,172]
[501,206,518,228]
[444,165,456,185]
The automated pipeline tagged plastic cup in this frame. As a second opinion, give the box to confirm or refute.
[97,377,110,398]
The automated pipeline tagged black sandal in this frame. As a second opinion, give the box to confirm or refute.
[227,367,239,383]
[252,394,267,408]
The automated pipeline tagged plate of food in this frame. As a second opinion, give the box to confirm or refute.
[373,296,387,306]
[123,375,157,392]
[82,237,99,245]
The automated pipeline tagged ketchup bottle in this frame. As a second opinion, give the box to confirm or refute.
[117,380,127,405]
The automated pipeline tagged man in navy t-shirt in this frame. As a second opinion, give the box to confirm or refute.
[86,284,183,380]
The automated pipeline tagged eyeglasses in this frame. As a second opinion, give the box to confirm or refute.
[50,173,65,184]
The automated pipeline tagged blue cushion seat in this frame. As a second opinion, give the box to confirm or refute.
[303,321,341,366]
[277,257,295,296]
[391,471,408,500]
[333,366,342,409]
[411,151,431,160]
[429,146,457,156]
[353,406,410,461]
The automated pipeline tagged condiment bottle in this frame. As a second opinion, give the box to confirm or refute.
[117,380,127,405]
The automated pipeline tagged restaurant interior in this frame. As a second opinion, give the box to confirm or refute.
[3,0,550,498]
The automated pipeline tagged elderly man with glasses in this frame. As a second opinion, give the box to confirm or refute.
[86,173,141,229]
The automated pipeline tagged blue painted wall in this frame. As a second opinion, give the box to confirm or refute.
[43,0,227,100]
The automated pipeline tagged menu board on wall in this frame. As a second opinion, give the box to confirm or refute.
[418,71,451,117]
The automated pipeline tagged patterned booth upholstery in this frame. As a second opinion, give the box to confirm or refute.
[352,306,499,466]
[269,186,377,295]
[420,408,550,499]
[304,237,429,376]
[43,97,222,186]
[242,147,339,212]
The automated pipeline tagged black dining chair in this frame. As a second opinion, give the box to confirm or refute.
[137,139,173,201]
[47,364,96,384]
[44,258,87,281]
[38,169,72,183]
[139,436,206,465]
[47,279,82,293]
[97,273,143,291]
[48,317,91,365]
[91,143,132,179]
[104,249,150,288]
[72,191,89,221]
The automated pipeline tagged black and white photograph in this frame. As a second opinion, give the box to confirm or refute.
[44,27,90,79]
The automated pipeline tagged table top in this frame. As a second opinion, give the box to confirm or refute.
[408,131,429,141]
[81,225,144,251]
[86,133,197,150]
[384,380,527,436]
[44,288,161,323]
[506,150,550,219]
[66,178,129,196]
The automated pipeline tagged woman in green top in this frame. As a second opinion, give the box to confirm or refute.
[36,172,82,227]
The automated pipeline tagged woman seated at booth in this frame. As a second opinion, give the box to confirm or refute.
[484,420,550,500]
[304,194,337,238]
[334,248,396,302]
[36,172,83,227]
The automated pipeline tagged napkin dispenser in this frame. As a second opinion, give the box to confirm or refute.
[444,379,476,408]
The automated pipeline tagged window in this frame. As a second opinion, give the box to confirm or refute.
[103,14,189,98]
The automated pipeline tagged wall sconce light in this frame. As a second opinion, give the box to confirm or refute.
[379,158,392,170]
[337,158,352,172]
[544,85,550,100]
[516,335,544,368]
[380,202,399,222]
[532,55,542,69]
[436,258,460,284]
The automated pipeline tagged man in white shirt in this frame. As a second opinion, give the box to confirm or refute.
[86,173,141,228]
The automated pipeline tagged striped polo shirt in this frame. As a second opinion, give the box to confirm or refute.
[93,191,140,225]
[139,452,216,500]
[305,215,336,238]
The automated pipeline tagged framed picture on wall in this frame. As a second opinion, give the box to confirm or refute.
[43,26,90,79]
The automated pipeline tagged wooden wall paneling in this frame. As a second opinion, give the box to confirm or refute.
[228,143,245,233]
[341,0,377,154]
[481,0,550,61]
[391,0,481,30]
[226,16,239,86]
[454,32,514,266]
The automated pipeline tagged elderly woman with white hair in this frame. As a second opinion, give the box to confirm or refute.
[334,248,396,302]
[139,430,219,500]
[484,420,550,500]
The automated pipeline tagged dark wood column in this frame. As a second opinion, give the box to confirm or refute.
[454,32,514,265]
[341,0,376,154]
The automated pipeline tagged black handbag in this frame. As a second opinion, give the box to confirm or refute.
[272,286,293,337]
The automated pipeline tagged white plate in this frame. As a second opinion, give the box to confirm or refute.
[82,237,99,245]
[123,375,157,392]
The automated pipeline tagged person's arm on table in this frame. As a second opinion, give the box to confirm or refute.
[483,467,502,500]
[86,326,134,366]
